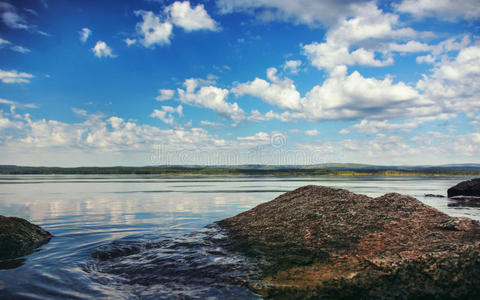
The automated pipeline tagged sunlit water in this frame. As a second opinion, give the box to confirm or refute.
[0,175,478,299]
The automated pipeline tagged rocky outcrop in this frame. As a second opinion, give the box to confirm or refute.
[217,185,480,299]
[0,215,52,260]
[448,178,480,198]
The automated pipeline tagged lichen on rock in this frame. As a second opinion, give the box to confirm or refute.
[217,185,480,299]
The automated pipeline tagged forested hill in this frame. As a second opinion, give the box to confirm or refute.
[0,165,479,175]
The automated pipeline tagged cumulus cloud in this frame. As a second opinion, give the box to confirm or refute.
[79,28,91,43]
[416,45,480,113]
[395,0,480,21]
[0,69,33,84]
[91,41,114,58]
[283,60,302,74]
[124,38,136,46]
[232,67,303,111]
[135,10,173,48]
[301,66,431,120]
[385,40,432,53]
[133,2,218,48]
[302,2,417,72]
[166,1,218,31]
[176,78,245,122]
[233,65,431,121]
[151,105,183,125]
[156,89,175,101]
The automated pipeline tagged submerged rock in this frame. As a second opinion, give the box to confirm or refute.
[448,178,480,198]
[0,215,52,260]
[217,185,480,299]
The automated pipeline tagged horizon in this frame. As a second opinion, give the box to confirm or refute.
[1,0,479,166]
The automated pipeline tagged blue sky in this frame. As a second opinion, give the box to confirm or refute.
[0,0,479,166]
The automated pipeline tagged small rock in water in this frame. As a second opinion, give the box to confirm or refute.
[218,185,480,299]
[424,194,445,198]
[0,215,52,260]
[448,178,480,198]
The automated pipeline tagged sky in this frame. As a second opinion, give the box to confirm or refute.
[0,0,479,167]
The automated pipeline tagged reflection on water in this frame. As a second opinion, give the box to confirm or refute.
[0,174,478,299]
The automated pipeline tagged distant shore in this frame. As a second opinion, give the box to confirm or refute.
[1,165,479,176]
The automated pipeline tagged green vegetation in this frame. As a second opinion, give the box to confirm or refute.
[0,165,479,176]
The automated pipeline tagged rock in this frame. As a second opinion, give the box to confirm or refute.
[217,185,480,299]
[424,194,445,198]
[448,178,480,198]
[0,215,52,260]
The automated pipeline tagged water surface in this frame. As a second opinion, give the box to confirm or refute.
[0,175,478,299]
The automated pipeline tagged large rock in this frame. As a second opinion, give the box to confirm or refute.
[217,185,480,299]
[448,178,480,198]
[0,215,52,260]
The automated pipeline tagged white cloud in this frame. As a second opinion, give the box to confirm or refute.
[417,45,480,113]
[72,107,88,117]
[156,89,175,101]
[0,69,33,84]
[216,0,368,27]
[91,41,114,58]
[0,2,28,30]
[10,45,30,53]
[0,37,31,54]
[232,67,303,111]
[0,37,10,46]
[302,2,418,72]
[151,105,183,125]
[302,66,431,120]
[200,120,225,128]
[79,28,92,43]
[124,38,136,46]
[176,78,245,122]
[0,98,37,109]
[385,41,432,53]
[283,60,301,74]
[246,109,294,123]
[304,42,393,71]
[305,129,320,136]
[339,113,455,134]
[395,0,480,21]
[166,1,218,31]
[234,65,431,121]
[135,10,173,48]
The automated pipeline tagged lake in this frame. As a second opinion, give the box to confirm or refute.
[0,175,478,299]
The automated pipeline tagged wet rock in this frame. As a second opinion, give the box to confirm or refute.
[448,178,480,198]
[0,215,52,260]
[217,185,480,299]
[424,194,445,198]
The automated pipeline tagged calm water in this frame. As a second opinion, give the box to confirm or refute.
[0,175,478,299]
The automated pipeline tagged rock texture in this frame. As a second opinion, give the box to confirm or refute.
[0,215,52,260]
[448,178,480,198]
[217,185,480,299]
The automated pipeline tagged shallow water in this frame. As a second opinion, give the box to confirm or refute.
[0,174,478,299]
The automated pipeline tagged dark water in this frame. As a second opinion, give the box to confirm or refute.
[0,175,478,299]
